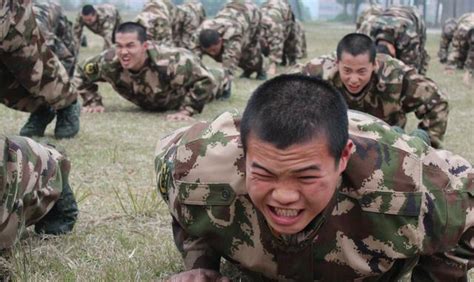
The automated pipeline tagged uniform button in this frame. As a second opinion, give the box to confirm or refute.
[221,190,230,200]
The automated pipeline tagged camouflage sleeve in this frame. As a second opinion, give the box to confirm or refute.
[72,13,84,51]
[221,31,243,78]
[136,12,173,45]
[401,69,449,148]
[396,33,424,74]
[189,32,203,58]
[447,29,469,69]
[266,21,285,65]
[297,54,337,79]
[438,31,452,63]
[466,32,474,74]
[413,149,474,280]
[99,14,119,49]
[0,136,68,249]
[170,53,221,115]
[73,54,106,107]
[155,125,222,271]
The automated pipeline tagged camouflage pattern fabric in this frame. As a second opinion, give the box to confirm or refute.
[192,0,264,78]
[282,19,307,65]
[298,53,448,148]
[438,18,457,64]
[173,1,206,48]
[135,0,176,46]
[74,43,228,115]
[33,1,78,76]
[0,0,77,113]
[73,4,121,51]
[356,5,383,31]
[447,13,474,74]
[0,136,69,249]
[260,0,294,65]
[365,6,430,75]
[155,110,474,281]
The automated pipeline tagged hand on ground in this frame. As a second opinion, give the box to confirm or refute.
[82,105,105,113]
[166,269,230,282]
[166,110,195,121]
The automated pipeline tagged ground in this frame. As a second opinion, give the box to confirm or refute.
[0,21,472,280]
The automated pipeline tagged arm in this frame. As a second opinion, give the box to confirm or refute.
[400,69,449,148]
[73,54,106,110]
[221,32,243,79]
[73,14,84,52]
[447,29,468,70]
[438,31,452,64]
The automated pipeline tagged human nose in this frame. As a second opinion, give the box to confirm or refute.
[272,182,300,205]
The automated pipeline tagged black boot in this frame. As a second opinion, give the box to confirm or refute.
[54,101,80,139]
[34,178,78,235]
[19,107,56,137]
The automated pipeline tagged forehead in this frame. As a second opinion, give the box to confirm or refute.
[115,32,140,43]
[338,52,372,67]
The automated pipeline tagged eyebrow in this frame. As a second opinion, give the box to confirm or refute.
[251,162,321,174]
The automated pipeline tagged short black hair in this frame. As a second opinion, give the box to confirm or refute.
[337,33,376,63]
[81,5,96,16]
[199,29,221,48]
[115,22,147,43]
[240,74,349,163]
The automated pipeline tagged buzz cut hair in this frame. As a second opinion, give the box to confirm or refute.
[81,5,96,16]
[240,74,349,164]
[115,22,147,43]
[199,29,221,48]
[336,33,376,63]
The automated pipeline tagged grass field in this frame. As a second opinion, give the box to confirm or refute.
[0,20,473,280]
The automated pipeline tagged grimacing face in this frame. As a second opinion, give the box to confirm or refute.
[202,38,223,58]
[245,134,353,235]
[81,13,97,25]
[115,32,148,71]
[337,51,376,95]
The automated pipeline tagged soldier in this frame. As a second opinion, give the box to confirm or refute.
[355,4,383,32]
[298,33,448,148]
[259,0,294,75]
[193,0,266,80]
[438,17,458,64]
[364,6,429,75]
[33,1,78,76]
[444,12,474,86]
[282,19,307,67]
[135,0,176,45]
[173,1,206,48]
[0,135,78,249]
[75,22,230,121]
[73,4,121,52]
[156,74,474,281]
[0,0,80,138]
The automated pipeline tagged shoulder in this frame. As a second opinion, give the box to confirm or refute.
[81,48,119,76]
[374,54,411,83]
[301,53,338,79]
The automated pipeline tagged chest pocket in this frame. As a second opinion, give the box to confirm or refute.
[177,181,235,206]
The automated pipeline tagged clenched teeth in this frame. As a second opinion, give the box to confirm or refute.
[273,207,299,217]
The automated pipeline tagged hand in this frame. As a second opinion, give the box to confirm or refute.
[267,63,277,76]
[82,105,105,113]
[166,269,230,282]
[166,110,195,122]
[463,71,472,86]
[444,67,455,75]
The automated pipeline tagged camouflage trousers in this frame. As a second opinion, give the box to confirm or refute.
[283,20,307,65]
[0,0,76,113]
[0,136,68,249]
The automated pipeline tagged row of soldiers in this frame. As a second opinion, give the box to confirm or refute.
[0,0,474,280]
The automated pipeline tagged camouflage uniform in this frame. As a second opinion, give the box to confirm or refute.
[173,1,206,48]
[73,4,121,51]
[0,136,74,248]
[299,53,448,148]
[366,6,430,75]
[438,18,457,64]
[0,0,76,113]
[155,110,474,281]
[356,5,383,31]
[282,19,307,66]
[135,0,176,46]
[260,0,294,65]
[74,43,229,115]
[192,0,264,79]
[446,13,474,75]
[33,1,78,76]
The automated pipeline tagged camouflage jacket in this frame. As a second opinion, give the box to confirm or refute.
[33,1,77,75]
[155,111,474,281]
[260,0,294,64]
[192,0,262,77]
[355,5,383,31]
[173,1,206,48]
[0,0,76,112]
[73,4,121,50]
[299,53,448,148]
[447,12,474,73]
[74,42,226,115]
[135,0,176,45]
[367,6,429,75]
[438,18,457,64]
[0,136,69,249]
